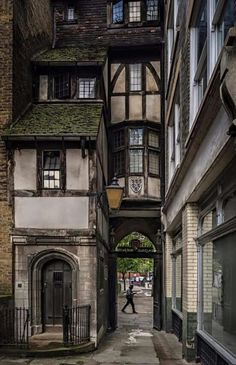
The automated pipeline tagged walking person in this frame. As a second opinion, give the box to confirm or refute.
[121,284,138,313]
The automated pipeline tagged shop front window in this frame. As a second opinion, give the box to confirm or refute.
[202,234,236,356]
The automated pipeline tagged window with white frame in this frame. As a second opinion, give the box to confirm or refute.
[67,6,75,20]
[129,64,142,91]
[168,95,180,185]
[43,151,61,189]
[172,233,183,313]
[167,0,179,77]
[128,1,141,22]
[211,0,235,73]
[190,1,208,125]
[79,79,96,98]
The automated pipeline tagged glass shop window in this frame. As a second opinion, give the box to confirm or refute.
[43,151,61,189]
[202,234,236,356]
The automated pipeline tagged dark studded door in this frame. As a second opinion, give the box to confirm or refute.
[42,260,72,327]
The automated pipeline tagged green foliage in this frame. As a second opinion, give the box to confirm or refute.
[116,232,154,250]
[117,257,153,275]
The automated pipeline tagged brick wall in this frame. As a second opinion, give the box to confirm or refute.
[0,0,13,295]
[55,0,162,48]
[13,0,52,119]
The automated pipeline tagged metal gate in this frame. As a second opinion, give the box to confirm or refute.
[0,307,29,347]
[63,305,91,345]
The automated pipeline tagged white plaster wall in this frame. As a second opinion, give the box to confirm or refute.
[166,108,231,225]
[15,197,89,229]
[66,149,89,190]
[14,149,37,190]
[111,63,120,80]
[146,68,158,92]
[146,94,160,122]
[113,68,125,93]
[148,177,160,198]
[111,96,126,123]
[129,95,142,120]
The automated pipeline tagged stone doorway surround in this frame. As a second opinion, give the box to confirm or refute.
[28,248,79,335]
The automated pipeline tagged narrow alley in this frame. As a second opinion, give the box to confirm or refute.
[0,288,192,365]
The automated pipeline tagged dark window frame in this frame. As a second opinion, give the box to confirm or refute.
[109,0,159,27]
[42,150,62,190]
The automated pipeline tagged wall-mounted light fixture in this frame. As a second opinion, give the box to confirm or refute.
[96,175,124,211]
[105,175,124,210]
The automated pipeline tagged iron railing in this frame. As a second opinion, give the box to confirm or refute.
[172,310,182,342]
[63,305,91,345]
[0,307,29,347]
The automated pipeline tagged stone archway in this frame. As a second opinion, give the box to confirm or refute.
[108,227,163,331]
[29,248,79,335]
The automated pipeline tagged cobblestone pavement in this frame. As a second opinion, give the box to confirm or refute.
[0,287,193,365]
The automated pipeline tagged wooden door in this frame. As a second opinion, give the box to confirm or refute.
[42,260,72,327]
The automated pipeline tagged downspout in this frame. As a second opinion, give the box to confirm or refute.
[52,7,57,49]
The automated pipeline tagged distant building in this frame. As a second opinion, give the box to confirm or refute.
[163,0,236,362]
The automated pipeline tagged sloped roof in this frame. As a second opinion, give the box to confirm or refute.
[4,103,103,138]
[32,46,108,64]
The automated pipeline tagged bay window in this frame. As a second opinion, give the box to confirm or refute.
[112,127,160,177]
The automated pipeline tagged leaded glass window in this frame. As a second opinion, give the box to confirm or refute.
[148,130,159,148]
[43,151,61,189]
[114,151,125,175]
[67,7,75,20]
[129,128,143,146]
[112,0,124,23]
[130,64,142,91]
[147,0,158,21]
[54,74,70,99]
[130,149,143,173]
[128,1,141,22]
[148,150,159,175]
[79,79,96,98]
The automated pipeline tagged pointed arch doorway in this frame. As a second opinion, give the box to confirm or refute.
[42,259,72,330]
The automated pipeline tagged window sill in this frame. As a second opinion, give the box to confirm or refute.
[107,21,160,30]
[57,20,78,25]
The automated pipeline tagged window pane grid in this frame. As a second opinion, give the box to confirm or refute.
[114,130,125,149]
[54,74,69,99]
[147,0,158,20]
[149,150,159,175]
[148,130,159,148]
[67,7,75,20]
[114,151,125,175]
[43,151,61,189]
[79,79,95,98]
[130,64,142,91]
[130,149,143,173]
[129,1,141,22]
[112,0,124,23]
[129,128,143,146]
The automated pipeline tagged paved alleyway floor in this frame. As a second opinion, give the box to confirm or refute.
[0,287,193,365]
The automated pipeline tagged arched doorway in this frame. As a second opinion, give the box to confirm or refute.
[108,231,162,331]
[42,259,72,330]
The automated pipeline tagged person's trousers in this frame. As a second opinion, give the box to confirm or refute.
[122,298,135,312]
